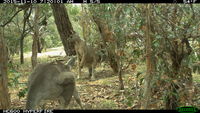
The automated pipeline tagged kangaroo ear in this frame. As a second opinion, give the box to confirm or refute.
[65,56,76,71]
[64,65,70,71]
[55,72,75,85]
[73,56,77,59]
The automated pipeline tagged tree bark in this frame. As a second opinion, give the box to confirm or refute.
[19,10,26,64]
[20,37,24,64]
[165,38,192,109]
[141,4,155,109]
[0,27,11,109]
[165,53,179,109]
[92,16,124,90]
[51,4,76,56]
[93,17,119,73]
[20,6,32,64]
[81,5,88,41]
[31,5,40,69]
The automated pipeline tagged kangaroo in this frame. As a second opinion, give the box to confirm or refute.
[26,58,83,109]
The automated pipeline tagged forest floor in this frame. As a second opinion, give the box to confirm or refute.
[9,47,200,109]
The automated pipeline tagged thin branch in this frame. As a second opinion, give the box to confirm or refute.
[13,4,31,10]
[190,4,195,19]
[0,9,23,27]
[21,5,32,37]
[187,35,200,39]
[154,8,185,31]
[122,60,132,71]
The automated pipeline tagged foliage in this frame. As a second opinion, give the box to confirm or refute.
[17,87,28,99]
[8,69,21,87]
[8,68,28,99]
[1,4,200,109]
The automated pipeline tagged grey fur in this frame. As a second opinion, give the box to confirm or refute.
[26,60,82,109]
[69,34,97,80]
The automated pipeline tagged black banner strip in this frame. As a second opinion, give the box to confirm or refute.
[0,110,179,113]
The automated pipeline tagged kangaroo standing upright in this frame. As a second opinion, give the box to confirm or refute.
[69,34,97,80]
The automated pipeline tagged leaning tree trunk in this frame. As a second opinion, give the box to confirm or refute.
[0,27,11,109]
[92,17,119,73]
[31,5,40,69]
[51,4,76,56]
[141,4,155,109]
[92,16,124,90]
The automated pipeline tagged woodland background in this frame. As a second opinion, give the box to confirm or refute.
[0,4,200,109]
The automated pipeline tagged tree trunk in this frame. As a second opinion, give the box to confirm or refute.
[31,5,40,69]
[37,38,42,53]
[165,58,179,109]
[20,36,24,64]
[51,4,76,56]
[92,16,124,90]
[81,18,87,41]
[81,5,88,41]
[118,62,124,90]
[20,11,26,64]
[141,4,155,109]
[93,17,119,73]
[165,38,192,109]
[0,27,11,109]
[20,6,32,64]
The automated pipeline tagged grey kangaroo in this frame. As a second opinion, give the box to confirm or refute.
[26,58,83,109]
